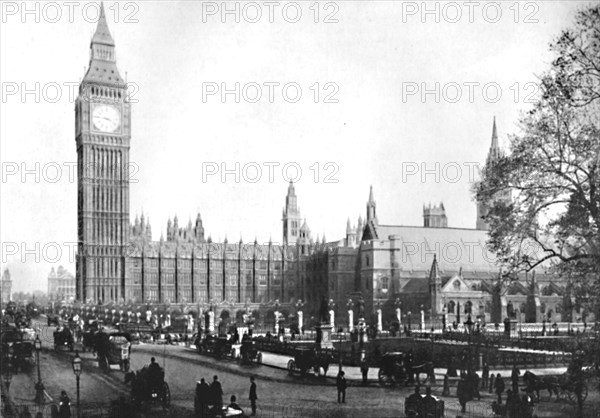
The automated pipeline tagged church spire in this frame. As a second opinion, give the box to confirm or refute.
[92,2,115,47]
[282,180,301,246]
[486,116,501,165]
[366,185,377,223]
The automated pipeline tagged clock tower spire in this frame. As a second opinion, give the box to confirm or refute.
[76,4,131,303]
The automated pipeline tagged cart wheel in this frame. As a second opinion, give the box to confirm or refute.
[288,360,295,375]
[162,382,171,409]
[540,388,552,403]
[567,389,577,405]
[378,369,393,386]
[256,352,262,364]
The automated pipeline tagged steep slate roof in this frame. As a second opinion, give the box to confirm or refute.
[377,224,497,274]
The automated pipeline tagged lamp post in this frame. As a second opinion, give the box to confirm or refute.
[295,299,305,334]
[328,299,336,330]
[346,299,354,333]
[72,351,82,418]
[394,299,402,334]
[465,315,474,373]
[273,299,281,337]
[34,335,45,404]
[542,317,547,336]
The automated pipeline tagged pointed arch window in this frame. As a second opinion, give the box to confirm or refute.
[447,300,455,313]
[464,300,473,314]
[381,277,389,292]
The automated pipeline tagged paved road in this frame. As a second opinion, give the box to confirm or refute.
[13,317,584,418]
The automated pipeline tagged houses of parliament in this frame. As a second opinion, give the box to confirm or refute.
[76,4,584,326]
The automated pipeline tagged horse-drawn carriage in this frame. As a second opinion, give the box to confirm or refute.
[53,326,74,351]
[523,370,588,405]
[125,364,171,409]
[197,335,234,359]
[1,326,35,369]
[287,348,335,376]
[378,352,433,387]
[95,331,131,372]
[238,338,262,365]
[81,320,102,353]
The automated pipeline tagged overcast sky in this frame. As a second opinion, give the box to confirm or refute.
[0,1,591,293]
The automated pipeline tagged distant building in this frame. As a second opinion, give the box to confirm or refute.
[1,269,12,304]
[48,266,76,302]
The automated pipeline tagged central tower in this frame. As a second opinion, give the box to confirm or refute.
[282,181,302,245]
[76,3,131,303]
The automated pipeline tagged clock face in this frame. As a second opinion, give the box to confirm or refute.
[92,104,121,133]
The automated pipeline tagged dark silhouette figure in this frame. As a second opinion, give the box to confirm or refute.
[195,377,210,418]
[249,376,257,417]
[210,375,224,412]
[356,296,365,319]
[494,373,505,404]
[59,391,71,418]
[442,375,450,396]
[360,358,369,386]
[511,365,521,394]
[227,395,243,412]
[457,374,471,413]
[405,386,423,417]
[422,386,437,417]
[336,371,347,403]
[482,363,490,390]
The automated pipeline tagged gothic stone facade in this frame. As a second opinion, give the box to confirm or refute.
[74,7,585,326]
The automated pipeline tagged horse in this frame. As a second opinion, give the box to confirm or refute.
[410,361,434,385]
[523,371,559,401]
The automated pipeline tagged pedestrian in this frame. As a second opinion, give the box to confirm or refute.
[422,386,437,417]
[442,374,450,396]
[511,365,520,394]
[405,386,423,417]
[506,389,519,418]
[336,371,347,403]
[210,375,224,412]
[249,376,257,417]
[494,373,505,404]
[469,370,481,400]
[226,395,243,413]
[360,358,369,386]
[456,374,471,413]
[58,390,71,418]
[489,373,495,394]
[195,378,210,418]
[482,363,490,390]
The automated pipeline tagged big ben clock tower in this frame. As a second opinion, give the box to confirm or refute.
[76,2,131,303]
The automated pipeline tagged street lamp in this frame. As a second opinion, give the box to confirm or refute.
[34,335,45,404]
[394,299,402,335]
[72,351,82,418]
[465,315,474,373]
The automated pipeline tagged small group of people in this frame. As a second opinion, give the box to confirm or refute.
[195,375,258,417]
[493,365,521,404]
[405,386,438,417]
